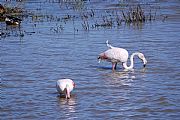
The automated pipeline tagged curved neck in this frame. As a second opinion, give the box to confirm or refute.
[122,52,139,70]
[65,84,70,99]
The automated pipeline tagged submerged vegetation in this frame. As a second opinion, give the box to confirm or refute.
[0,1,167,38]
[0,3,24,20]
[0,3,25,38]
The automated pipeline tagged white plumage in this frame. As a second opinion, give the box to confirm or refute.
[56,79,75,99]
[101,47,129,63]
[98,40,147,71]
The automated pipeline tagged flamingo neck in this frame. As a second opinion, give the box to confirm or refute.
[122,52,139,70]
[65,84,70,99]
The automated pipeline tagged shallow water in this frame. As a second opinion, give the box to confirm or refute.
[1,0,180,120]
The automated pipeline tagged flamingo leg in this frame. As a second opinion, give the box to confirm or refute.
[115,63,117,70]
[112,63,117,71]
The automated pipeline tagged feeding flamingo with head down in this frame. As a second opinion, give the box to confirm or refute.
[98,40,147,71]
[56,79,75,99]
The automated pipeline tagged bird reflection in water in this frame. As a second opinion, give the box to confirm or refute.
[57,94,76,114]
[103,71,136,87]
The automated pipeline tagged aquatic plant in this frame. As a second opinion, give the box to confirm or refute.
[122,5,150,23]
[0,1,163,38]
[0,4,23,16]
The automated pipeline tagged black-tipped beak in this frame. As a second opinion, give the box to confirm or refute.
[98,56,100,59]
[143,64,146,68]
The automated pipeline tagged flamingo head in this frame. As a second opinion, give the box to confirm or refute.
[98,53,108,63]
[138,53,147,67]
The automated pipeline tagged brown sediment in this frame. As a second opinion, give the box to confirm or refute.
[0,4,5,14]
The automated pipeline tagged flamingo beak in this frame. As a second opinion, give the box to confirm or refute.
[143,64,146,68]
[98,56,101,63]
[143,59,147,68]
[98,56,100,59]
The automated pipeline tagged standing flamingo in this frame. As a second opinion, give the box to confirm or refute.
[56,79,75,99]
[98,40,147,71]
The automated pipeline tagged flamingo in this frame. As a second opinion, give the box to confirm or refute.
[56,79,75,99]
[98,40,147,71]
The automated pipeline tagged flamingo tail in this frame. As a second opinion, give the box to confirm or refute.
[106,40,113,49]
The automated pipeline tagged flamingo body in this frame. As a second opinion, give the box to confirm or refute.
[98,41,147,71]
[56,79,75,99]
[100,47,129,63]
